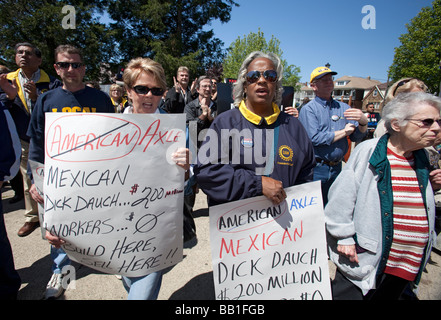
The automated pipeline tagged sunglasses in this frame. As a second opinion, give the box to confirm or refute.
[56,62,84,69]
[392,79,414,96]
[132,85,164,96]
[405,118,441,127]
[246,70,278,84]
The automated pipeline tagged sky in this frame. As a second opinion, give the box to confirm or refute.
[205,0,434,83]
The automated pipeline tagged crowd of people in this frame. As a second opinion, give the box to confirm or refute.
[0,41,440,301]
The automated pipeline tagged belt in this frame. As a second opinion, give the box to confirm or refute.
[316,158,342,167]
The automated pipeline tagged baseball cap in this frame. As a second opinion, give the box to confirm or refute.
[310,66,337,83]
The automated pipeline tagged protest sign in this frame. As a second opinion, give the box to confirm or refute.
[43,113,185,277]
[28,160,46,239]
[210,181,332,300]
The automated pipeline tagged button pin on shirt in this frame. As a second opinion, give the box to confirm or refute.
[331,115,344,121]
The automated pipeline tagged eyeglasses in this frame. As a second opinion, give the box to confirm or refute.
[405,118,441,128]
[56,62,84,69]
[132,85,164,96]
[246,70,278,84]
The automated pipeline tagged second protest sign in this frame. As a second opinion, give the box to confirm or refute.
[210,181,332,300]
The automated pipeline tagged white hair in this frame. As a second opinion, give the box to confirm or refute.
[232,51,284,107]
[382,92,441,133]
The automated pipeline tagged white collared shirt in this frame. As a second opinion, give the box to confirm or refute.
[18,68,41,112]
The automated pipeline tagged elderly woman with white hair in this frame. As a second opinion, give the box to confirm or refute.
[325,92,441,300]
[194,51,315,206]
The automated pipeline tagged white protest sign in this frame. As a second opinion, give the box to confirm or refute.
[43,113,185,277]
[28,160,46,239]
[210,181,332,300]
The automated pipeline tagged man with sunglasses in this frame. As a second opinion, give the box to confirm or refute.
[27,44,114,300]
[299,66,368,205]
[0,43,61,238]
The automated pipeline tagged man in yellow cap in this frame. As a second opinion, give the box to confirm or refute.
[299,66,368,204]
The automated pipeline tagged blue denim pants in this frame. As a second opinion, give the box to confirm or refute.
[122,271,163,300]
[313,162,342,205]
[50,246,71,274]
[51,247,162,300]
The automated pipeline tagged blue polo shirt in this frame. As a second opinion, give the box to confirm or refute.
[298,97,366,162]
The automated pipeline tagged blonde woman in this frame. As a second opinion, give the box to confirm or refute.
[374,78,428,137]
[109,83,128,113]
[121,57,189,300]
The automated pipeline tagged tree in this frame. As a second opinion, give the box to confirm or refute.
[0,0,239,85]
[389,0,441,94]
[107,0,239,85]
[223,29,301,89]
[0,0,116,82]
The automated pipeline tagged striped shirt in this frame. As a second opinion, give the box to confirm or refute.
[384,148,429,281]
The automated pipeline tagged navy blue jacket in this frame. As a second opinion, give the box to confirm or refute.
[194,102,316,206]
[0,103,21,183]
[27,86,114,167]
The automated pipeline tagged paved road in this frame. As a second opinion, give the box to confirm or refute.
[2,185,441,300]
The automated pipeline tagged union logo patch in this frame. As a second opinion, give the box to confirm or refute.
[278,145,293,162]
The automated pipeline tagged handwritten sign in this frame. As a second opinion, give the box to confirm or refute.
[210,181,332,300]
[43,113,185,277]
[28,160,46,239]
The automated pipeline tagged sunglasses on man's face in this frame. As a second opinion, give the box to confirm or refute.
[56,62,84,69]
[132,85,164,96]
[246,70,278,84]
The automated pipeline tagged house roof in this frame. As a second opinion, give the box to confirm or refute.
[299,83,314,91]
[363,82,389,100]
[334,76,381,89]
[378,82,389,90]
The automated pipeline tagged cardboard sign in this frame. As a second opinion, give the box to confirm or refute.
[43,113,185,277]
[28,160,46,239]
[210,181,332,300]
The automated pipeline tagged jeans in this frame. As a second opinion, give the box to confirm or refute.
[122,270,163,300]
[51,246,162,300]
[313,162,342,205]
[50,246,71,274]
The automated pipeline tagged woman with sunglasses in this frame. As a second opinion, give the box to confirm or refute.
[194,51,315,207]
[325,92,441,300]
[121,57,190,299]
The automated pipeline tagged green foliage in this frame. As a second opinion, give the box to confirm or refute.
[389,0,441,93]
[0,0,238,85]
[222,29,301,89]
[108,0,238,85]
[0,0,116,82]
